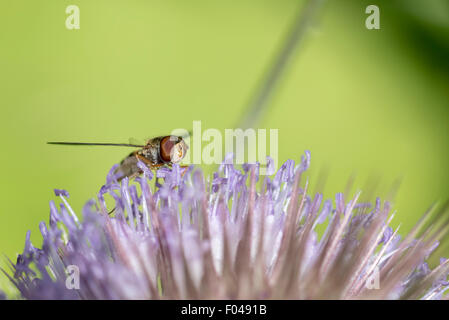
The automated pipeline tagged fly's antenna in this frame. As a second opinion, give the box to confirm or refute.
[47,142,145,148]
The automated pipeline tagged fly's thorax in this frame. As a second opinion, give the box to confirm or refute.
[139,143,160,165]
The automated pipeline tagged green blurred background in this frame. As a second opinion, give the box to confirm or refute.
[1,0,449,294]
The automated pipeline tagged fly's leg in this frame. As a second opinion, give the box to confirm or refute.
[180,165,189,177]
[117,170,142,183]
[135,154,164,171]
[108,206,116,216]
[135,154,165,189]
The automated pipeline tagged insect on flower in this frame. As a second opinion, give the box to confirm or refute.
[47,135,189,181]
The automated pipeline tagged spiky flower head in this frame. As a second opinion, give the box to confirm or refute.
[4,151,449,299]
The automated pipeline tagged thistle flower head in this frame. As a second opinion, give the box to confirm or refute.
[4,152,449,299]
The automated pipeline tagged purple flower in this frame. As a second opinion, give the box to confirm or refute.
[3,152,449,299]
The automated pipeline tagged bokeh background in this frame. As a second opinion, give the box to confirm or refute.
[1,0,449,295]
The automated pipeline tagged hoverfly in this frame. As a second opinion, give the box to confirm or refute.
[48,135,189,181]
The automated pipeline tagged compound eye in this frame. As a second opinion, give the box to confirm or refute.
[160,136,176,162]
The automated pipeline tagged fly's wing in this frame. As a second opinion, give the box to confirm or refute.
[113,152,140,181]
